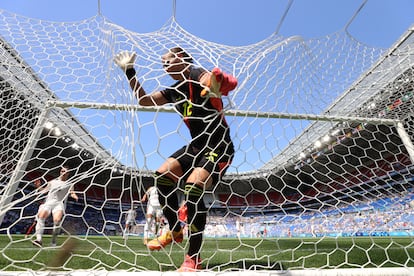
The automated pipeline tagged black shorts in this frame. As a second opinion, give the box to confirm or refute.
[170,144,234,185]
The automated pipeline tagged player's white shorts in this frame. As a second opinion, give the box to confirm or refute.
[39,200,65,215]
[147,204,162,218]
[126,219,136,226]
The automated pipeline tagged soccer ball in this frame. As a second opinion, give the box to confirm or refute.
[409,200,414,209]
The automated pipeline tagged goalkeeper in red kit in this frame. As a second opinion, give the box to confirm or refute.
[114,47,237,271]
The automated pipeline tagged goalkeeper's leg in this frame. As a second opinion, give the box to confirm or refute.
[178,183,205,272]
[177,155,229,271]
[154,172,180,232]
[147,171,183,250]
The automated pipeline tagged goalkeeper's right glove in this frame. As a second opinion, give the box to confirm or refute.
[114,51,137,72]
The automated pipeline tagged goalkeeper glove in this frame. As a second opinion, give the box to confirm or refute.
[214,68,238,96]
[201,67,238,97]
[114,51,137,72]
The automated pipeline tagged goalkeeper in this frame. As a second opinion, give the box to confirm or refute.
[115,47,237,272]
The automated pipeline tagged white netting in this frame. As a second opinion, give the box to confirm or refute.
[1,8,414,275]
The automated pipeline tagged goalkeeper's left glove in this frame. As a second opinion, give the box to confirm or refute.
[114,51,137,72]
[201,67,238,98]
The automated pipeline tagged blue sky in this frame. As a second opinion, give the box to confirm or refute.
[1,0,413,48]
[1,0,413,173]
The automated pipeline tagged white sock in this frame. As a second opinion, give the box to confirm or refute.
[51,223,60,243]
[35,218,45,242]
[144,217,152,239]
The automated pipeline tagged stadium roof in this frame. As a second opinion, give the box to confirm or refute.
[0,36,122,180]
[261,23,414,173]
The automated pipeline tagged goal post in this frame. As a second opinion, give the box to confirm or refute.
[0,6,414,276]
[0,108,50,225]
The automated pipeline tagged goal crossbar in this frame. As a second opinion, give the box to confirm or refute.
[49,100,398,125]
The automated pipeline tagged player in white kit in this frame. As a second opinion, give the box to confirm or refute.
[32,166,78,247]
[140,185,163,245]
[124,208,137,240]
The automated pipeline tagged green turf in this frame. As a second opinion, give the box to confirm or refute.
[0,235,413,271]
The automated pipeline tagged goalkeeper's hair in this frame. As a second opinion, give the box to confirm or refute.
[170,47,193,63]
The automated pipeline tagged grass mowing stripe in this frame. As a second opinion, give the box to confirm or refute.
[1,235,413,271]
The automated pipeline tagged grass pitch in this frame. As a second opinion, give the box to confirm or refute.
[0,234,413,272]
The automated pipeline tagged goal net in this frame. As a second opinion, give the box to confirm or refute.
[1,7,414,275]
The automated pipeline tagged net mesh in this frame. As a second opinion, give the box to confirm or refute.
[0,9,414,273]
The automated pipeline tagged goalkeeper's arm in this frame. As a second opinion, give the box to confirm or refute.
[114,51,166,106]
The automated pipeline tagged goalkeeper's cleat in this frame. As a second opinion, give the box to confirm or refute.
[200,67,237,98]
[146,228,183,251]
[177,254,202,272]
